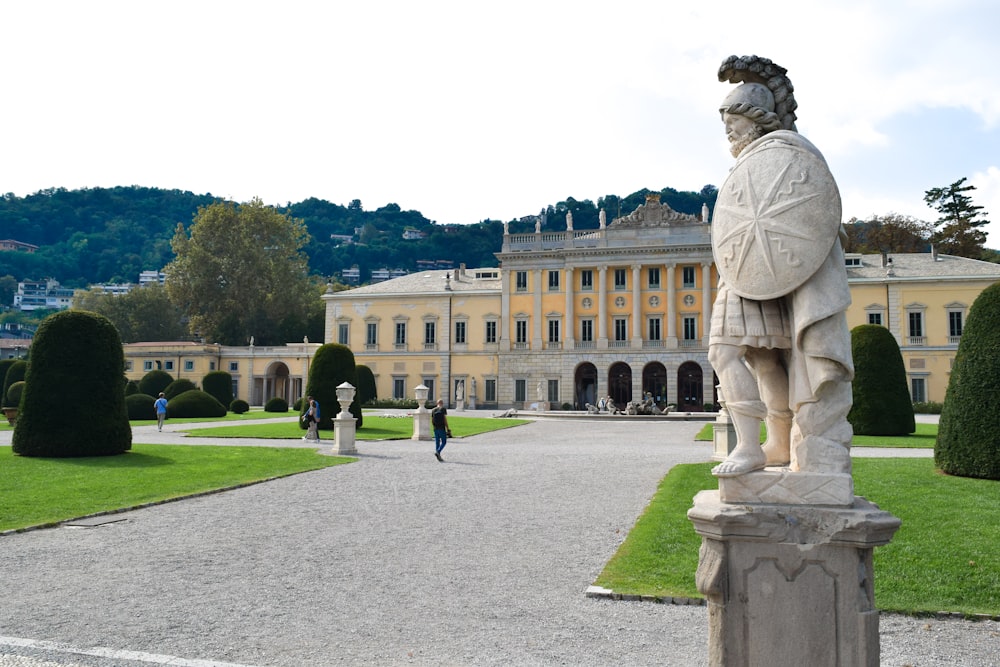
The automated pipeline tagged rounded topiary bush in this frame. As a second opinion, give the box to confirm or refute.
[230,398,250,414]
[164,378,198,400]
[202,371,233,409]
[139,369,174,397]
[848,324,915,436]
[6,381,25,408]
[126,393,157,420]
[936,282,1000,479]
[124,379,140,396]
[303,343,362,431]
[167,389,226,418]
[3,360,27,407]
[12,310,131,457]
[293,397,304,411]
[356,364,377,406]
[0,359,17,396]
[265,397,289,412]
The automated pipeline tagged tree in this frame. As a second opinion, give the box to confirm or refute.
[73,284,187,342]
[139,369,173,397]
[165,198,314,345]
[847,325,915,435]
[924,178,990,258]
[12,310,131,457]
[935,282,1000,479]
[303,343,362,431]
[356,364,377,405]
[202,370,234,408]
[2,360,27,407]
[843,214,932,254]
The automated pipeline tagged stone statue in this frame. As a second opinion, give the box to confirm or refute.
[471,377,477,397]
[709,55,853,478]
[456,380,464,402]
[535,218,541,233]
[566,210,574,231]
[536,381,544,401]
[503,221,509,235]
[599,209,607,229]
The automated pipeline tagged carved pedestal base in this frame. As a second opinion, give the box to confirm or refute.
[333,416,357,455]
[719,469,854,506]
[688,491,900,667]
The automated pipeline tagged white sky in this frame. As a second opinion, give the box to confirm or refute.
[3,1,1000,246]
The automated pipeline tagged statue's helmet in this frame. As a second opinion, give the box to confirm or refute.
[719,82,781,132]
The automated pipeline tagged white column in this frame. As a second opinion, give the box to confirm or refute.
[665,263,678,348]
[598,266,608,348]
[702,262,713,347]
[631,264,642,348]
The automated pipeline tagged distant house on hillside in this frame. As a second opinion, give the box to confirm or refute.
[14,279,74,311]
[402,227,425,240]
[0,239,39,253]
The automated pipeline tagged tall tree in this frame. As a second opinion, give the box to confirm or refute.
[843,213,932,254]
[73,284,187,342]
[165,198,313,345]
[924,178,990,258]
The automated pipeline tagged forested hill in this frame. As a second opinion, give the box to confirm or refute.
[0,185,718,287]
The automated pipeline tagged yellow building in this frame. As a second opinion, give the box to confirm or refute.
[123,340,319,405]
[324,195,1000,410]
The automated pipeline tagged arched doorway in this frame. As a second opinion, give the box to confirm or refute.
[574,362,598,410]
[257,361,292,405]
[608,362,632,410]
[642,362,667,406]
[677,361,704,411]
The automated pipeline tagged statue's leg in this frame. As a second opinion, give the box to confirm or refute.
[710,344,767,477]
[745,348,792,467]
[793,379,853,474]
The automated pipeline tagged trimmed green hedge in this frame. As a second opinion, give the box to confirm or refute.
[936,282,1000,479]
[12,310,131,457]
[264,397,289,412]
[167,390,226,418]
[2,360,27,407]
[202,371,233,409]
[229,399,250,414]
[126,393,157,420]
[138,369,173,397]
[303,343,362,430]
[164,378,198,400]
[848,324,915,436]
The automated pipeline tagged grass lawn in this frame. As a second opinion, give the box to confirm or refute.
[694,421,938,448]
[181,414,530,440]
[594,458,1000,616]
[0,444,351,533]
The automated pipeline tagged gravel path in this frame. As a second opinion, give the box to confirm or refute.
[0,417,996,666]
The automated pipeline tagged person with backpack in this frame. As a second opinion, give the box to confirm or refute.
[431,398,451,462]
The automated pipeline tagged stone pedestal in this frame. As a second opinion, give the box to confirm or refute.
[712,409,737,461]
[412,409,431,441]
[332,415,357,455]
[688,491,900,667]
[456,399,465,412]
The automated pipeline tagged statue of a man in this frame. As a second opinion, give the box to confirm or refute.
[709,55,853,478]
[456,380,464,402]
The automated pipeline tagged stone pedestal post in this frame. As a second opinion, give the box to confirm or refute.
[412,384,431,441]
[688,491,900,667]
[332,382,357,455]
[456,399,465,412]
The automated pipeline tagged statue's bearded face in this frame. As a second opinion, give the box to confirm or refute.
[723,112,763,158]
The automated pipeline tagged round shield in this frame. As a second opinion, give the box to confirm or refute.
[712,140,841,300]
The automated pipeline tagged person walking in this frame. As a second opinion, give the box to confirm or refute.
[302,395,320,442]
[431,398,450,462]
[153,392,168,432]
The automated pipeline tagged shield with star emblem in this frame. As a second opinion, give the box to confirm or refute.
[712,140,842,300]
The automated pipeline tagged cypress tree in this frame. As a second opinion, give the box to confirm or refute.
[303,343,362,431]
[848,324,915,436]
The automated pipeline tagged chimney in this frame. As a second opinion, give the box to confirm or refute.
[931,244,939,261]
[881,252,888,268]
[459,263,466,279]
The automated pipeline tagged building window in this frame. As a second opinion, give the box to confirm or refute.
[126,361,133,371]
[164,360,174,371]
[547,379,559,403]
[581,270,593,291]
[514,379,526,402]
[682,266,696,288]
[515,271,528,292]
[184,360,194,371]
[908,311,924,341]
[614,318,627,341]
[485,378,497,403]
[949,311,963,338]
[455,321,467,344]
[868,313,883,325]
[614,268,627,290]
[395,322,407,346]
[231,378,238,400]
[648,267,660,289]
[229,361,239,372]
[485,320,497,344]
[515,320,528,345]
[683,316,698,341]
[548,270,560,291]
[648,317,662,341]
[338,323,349,345]
[910,377,926,403]
[393,377,406,400]
[422,378,435,402]
[366,322,378,347]
[548,319,560,343]
[424,321,436,345]
[143,361,153,371]
[580,319,594,342]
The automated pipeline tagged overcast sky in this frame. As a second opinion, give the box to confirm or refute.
[4,1,1000,247]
